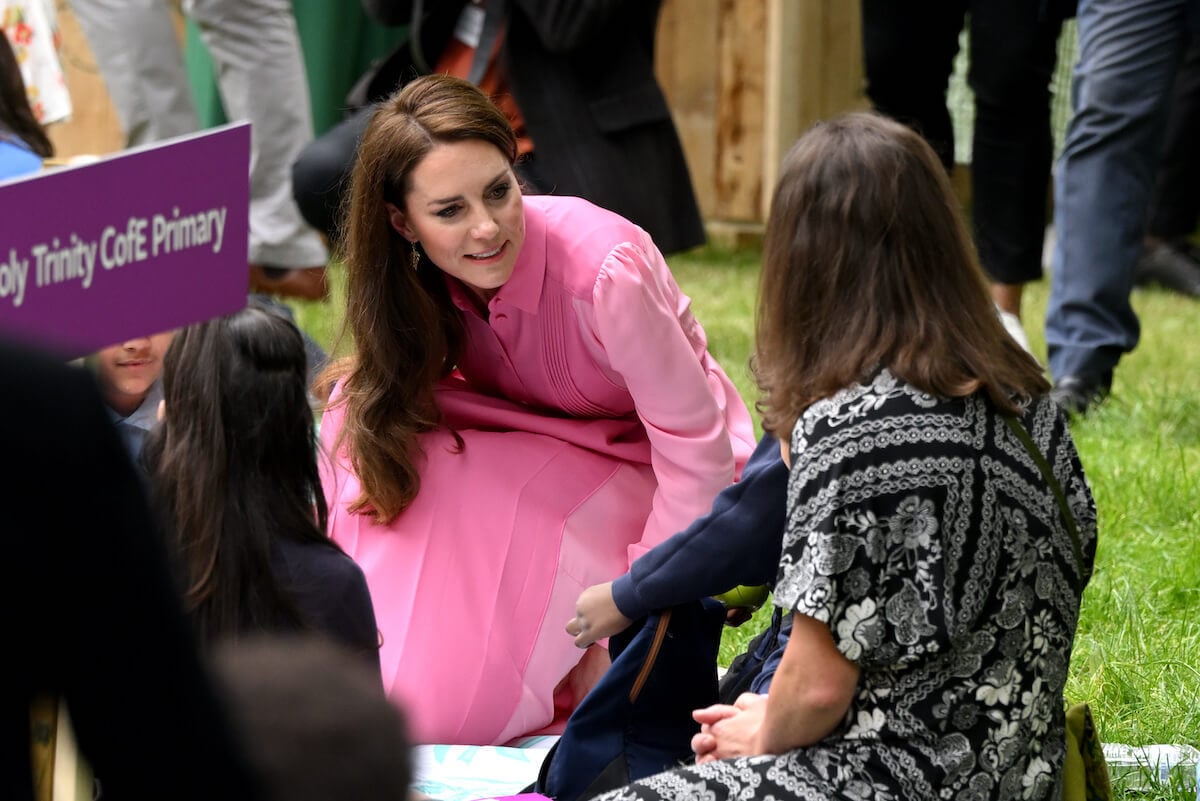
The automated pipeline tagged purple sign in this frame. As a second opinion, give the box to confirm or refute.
[0,123,251,359]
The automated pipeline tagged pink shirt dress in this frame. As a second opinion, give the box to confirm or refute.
[320,195,755,745]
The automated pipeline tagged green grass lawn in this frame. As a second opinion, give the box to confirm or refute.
[290,246,1200,799]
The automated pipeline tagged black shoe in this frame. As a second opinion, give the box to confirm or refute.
[1049,373,1112,416]
[1135,242,1200,297]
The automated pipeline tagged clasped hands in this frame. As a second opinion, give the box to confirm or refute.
[691,692,768,763]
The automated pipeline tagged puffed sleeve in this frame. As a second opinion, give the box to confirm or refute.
[588,236,754,566]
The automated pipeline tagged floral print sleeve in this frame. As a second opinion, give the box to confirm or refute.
[2,1,72,124]
[774,370,952,669]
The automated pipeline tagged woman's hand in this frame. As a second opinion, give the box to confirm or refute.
[565,582,633,648]
[691,693,768,763]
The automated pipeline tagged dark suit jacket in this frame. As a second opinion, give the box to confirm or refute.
[358,0,706,255]
[0,340,260,801]
[273,538,383,678]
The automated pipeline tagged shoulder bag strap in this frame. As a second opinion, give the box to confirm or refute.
[1002,414,1084,573]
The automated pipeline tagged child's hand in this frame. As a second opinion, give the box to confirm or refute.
[724,606,756,626]
[565,581,633,648]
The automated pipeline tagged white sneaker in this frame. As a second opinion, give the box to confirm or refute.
[998,308,1034,356]
[1043,224,1056,273]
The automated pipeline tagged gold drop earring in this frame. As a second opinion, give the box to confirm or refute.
[410,241,421,271]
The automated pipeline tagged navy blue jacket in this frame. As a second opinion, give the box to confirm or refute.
[611,432,792,692]
[611,433,788,619]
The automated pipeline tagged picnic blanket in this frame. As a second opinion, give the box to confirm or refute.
[413,736,557,801]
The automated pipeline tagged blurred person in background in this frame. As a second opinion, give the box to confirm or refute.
[69,0,330,299]
[293,0,706,257]
[1046,0,1200,413]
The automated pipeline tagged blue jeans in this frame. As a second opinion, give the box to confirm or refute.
[1046,0,1198,381]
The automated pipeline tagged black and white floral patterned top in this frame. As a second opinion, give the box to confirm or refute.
[770,369,1096,800]
[597,369,1096,801]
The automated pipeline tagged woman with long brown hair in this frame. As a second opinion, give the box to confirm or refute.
[594,112,1096,801]
[318,74,754,745]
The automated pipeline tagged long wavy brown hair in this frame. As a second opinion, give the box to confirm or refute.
[319,74,518,523]
[754,112,1048,440]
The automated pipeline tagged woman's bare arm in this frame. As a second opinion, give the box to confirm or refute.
[756,612,860,753]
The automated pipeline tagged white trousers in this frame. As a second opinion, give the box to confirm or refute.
[70,0,327,268]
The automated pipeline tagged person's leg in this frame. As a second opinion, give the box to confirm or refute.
[1147,33,1200,243]
[1136,33,1200,296]
[861,0,966,171]
[968,0,1063,318]
[1046,0,1190,409]
[514,151,552,195]
[69,0,198,146]
[184,0,328,293]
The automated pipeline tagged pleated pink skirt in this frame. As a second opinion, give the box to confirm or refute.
[320,381,659,745]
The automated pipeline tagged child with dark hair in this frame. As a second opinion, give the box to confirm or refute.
[0,29,53,180]
[144,301,381,675]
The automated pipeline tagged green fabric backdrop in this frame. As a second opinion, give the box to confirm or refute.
[183,6,407,136]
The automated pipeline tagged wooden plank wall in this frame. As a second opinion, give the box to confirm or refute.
[657,0,866,236]
[657,0,766,227]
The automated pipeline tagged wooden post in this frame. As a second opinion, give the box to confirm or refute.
[658,0,768,246]
[658,0,867,240]
[712,0,768,226]
[763,1,866,215]
[656,0,722,223]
